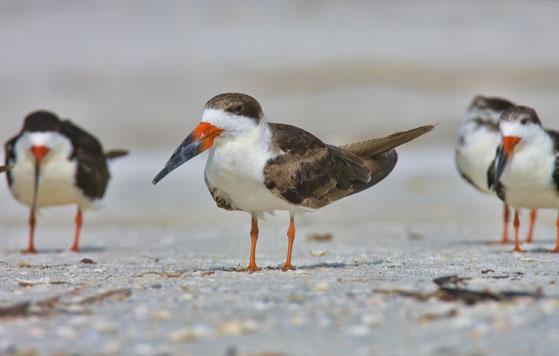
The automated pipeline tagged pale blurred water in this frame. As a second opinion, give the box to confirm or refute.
[0,1,559,150]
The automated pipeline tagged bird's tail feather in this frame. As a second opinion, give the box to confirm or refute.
[105,149,130,160]
[339,124,436,157]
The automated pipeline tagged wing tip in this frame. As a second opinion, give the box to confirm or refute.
[414,123,438,133]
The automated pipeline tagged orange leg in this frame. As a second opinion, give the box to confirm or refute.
[525,209,537,243]
[554,212,559,253]
[513,210,522,252]
[70,208,83,253]
[246,214,261,272]
[500,203,510,244]
[282,214,296,271]
[24,209,37,254]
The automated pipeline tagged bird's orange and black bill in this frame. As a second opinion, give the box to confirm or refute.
[494,136,521,190]
[152,122,223,185]
[27,145,50,254]
[30,146,50,210]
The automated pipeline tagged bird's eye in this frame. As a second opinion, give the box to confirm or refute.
[231,104,242,114]
[520,118,530,125]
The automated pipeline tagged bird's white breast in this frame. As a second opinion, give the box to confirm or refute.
[500,134,559,209]
[9,132,94,209]
[204,123,305,216]
[455,121,500,193]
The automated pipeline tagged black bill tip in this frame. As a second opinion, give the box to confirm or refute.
[152,135,201,186]
[152,168,170,185]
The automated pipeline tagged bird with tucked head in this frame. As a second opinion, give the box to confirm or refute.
[3,111,128,253]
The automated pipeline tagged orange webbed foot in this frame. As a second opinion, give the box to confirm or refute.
[281,263,295,272]
[242,264,262,273]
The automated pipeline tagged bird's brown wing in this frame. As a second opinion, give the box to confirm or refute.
[264,123,394,209]
[60,120,110,199]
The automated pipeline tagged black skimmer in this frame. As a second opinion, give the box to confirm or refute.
[152,93,434,271]
[455,95,537,244]
[490,105,559,252]
[2,111,128,253]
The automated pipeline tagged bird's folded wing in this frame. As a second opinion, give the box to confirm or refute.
[61,120,110,199]
[264,123,376,209]
[264,145,373,209]
[75,153,110,199]
[60,120,106,157]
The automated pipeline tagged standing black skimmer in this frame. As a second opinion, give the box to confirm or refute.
[490,106,559,252]
[455,95,537,244]
[2,111,128,253]
[152,93,434,271]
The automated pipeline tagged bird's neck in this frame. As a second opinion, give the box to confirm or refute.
[515,129,554,157]
[205,121,274,184]
[214,121,271,151]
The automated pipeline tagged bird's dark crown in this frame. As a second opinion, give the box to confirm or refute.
[22,110,61,132]
[500,106,542,126]
[469,95,515,112]
[205,93,264,122]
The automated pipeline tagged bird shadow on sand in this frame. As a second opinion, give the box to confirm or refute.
[297,260,384,270]
[186,260,385,274]
[451,239,557,247]
[489,247,558,254]
[75,246,107,253]
[451,239,513,246]
[7,246,107,255]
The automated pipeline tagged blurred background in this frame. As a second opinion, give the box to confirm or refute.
[1,1,559,241]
